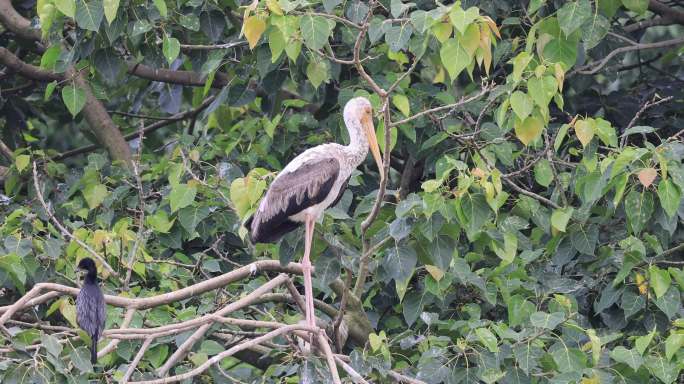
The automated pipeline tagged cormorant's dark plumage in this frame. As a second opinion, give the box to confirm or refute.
[75,257,106,364]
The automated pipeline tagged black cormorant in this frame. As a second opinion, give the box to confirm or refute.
[75,257,106,364]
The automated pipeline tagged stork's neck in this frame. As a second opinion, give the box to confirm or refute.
[343,115,369,166]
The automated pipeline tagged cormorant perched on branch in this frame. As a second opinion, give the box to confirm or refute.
[75,257,106,364]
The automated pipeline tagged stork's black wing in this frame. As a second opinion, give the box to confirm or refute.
[247,158,340,243]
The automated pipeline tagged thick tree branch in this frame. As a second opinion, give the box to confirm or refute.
[647,0,684,24]
[126,62,230,88]
[0,47,62,81]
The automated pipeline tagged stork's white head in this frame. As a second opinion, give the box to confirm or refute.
[343,97,383,181]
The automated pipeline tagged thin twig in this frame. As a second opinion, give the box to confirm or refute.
[620,95,673,148]
[391,83,496,127]
[574,37,684,75]
[53,96,216,161]
[31,162,117,276]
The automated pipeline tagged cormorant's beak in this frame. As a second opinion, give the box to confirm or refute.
[362,113,384,183]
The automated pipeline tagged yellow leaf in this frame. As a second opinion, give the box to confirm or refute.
[481,16,500,38]
[555,63,565,92]
[514,115,543,146]
[636,272,648,295]
[574,119,595,147]
[581,375,600,384]
[478,24,491,75]
[637,167,657,188]
[433,66,445,84]
[244,16,266,49]
[265,0,283,15]
[425,265,444,281]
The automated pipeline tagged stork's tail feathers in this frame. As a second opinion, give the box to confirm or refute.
[90,336,97,364]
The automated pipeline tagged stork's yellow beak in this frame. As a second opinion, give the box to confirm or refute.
[362,113,384,182]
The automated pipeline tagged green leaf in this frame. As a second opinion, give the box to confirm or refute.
[582,14,610,49]
[557,0,592,36]
[512,51,532,82]
[146,210,175,233]
[649,265,672,299]
[299,15,333,51]
[625,189,654,235]
[610,346,643,371]
[103,0,118,23]
[594,117,618,147]
[152,0,166,18]
[440,38,470,80]
[268,29,285,62]
[15,155,29,172]
[0,254,27,288]
[551,207,574,232]
[385,23,414,52]
[657,179,681,218]
[529,311,565,329]
[527,76,557,109]
[534,159,553,187]
[622,0,649,14]
[645,355,679,384]
[507,295,535,327]
[635,328,656,355]
[551,347,587,373]
[83,183,108,209]
[178,206,210,234]
[542,37,577,69]
[654,286,681,319]
[449,6,479,33]
[162,36,180,65]
[61,85,86,117]
[305,57,329,89]
[55,0,76,18]
[41,333,63,357]
[169,183,197,212]
[510,91,533,120]
[475,328,499,352]
[621,289,645,318]
[664,332,684,361]
[514,115,543,146]
[200,340,223,356]
[75,0,104,32]
[383,245,417,283]
[392,94,410,117]
[71,347,93,373]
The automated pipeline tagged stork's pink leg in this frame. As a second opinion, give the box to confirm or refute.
[302,214,316,329]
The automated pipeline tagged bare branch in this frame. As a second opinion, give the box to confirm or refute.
[179,40,247,51]
[131,324,319,384]
[574,37,684,75]
[391,83,496,127]
[156,274,291,376]
[621,95,673,148]
[122,337,153,383]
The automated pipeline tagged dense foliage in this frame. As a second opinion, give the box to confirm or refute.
[0,0,683,382]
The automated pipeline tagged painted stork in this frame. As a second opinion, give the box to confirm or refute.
[246,97,383,328]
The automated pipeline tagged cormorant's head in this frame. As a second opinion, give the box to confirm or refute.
[76,257,98,278]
